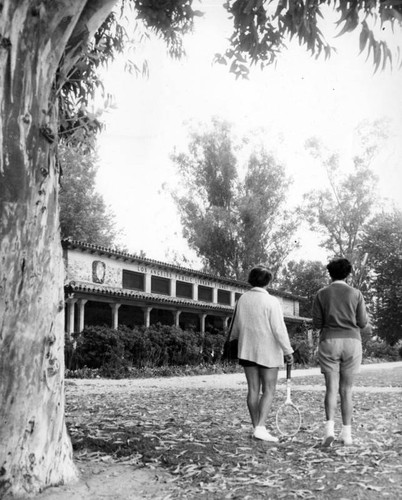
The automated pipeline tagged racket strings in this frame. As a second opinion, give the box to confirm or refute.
[276,404,302,436]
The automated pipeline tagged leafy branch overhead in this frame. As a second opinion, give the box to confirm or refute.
[57,0,202,148]
[58,0,402,147]
[217,0,402,78]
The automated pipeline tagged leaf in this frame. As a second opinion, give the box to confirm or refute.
[65,371,402,498]
[359,22,369,53]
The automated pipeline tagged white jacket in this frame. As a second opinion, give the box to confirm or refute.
[230,287,293,367]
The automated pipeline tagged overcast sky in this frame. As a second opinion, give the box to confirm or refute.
[95,1,402,266]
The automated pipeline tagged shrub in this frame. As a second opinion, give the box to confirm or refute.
[202,330,226,364]
[364,339,401,361]
[292,341,312,365]
[71,325,127,369]
[67,324,227,375]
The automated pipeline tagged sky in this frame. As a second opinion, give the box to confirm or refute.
[95,1,402,267]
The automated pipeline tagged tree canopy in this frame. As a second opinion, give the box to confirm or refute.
[171,118,299,279]
[218,0,402,78]
[59,1,402,149]
[361,208,402,345]
[59,143,120,247]
[301,122,387,285]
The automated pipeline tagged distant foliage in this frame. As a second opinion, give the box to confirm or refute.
[361,209,402,345]
[278,260,328,317]
[364,339,402,361]
[59,142,120,247]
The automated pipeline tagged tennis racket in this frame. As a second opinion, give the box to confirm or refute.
[276,363,302,437]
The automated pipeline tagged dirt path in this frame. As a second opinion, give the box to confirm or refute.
[33,361,402,500]
[65,360,402,394]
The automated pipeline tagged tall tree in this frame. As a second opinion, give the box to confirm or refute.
[0,2,195,496]
[172,118,240,277]
[59,143,119,247]
[302,131,381,285]
[237,147,299,275]
[171,118,298,279]
[361,209,402,345]
[0,1,401,496]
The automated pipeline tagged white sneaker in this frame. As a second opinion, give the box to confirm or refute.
[339,434,353,446]
[253,426,279,442]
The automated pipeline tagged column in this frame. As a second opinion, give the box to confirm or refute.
[143,306,153,327]
[223,316,230,329]
[212,287,218,304]
[192,283,198,301]
[110,303,121,330]
[170,278,177,297]
[145,273,151,293]
[173,310,181,327]
[66,297,77,335]
[230,291,235,307]
[77,299,88,332]
[199,313,207,334]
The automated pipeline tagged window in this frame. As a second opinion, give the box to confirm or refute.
[151,276,170,295]
[123,270,144,291]
[176,280,193,299]
[198,285,213,302]
[218,289,231,305]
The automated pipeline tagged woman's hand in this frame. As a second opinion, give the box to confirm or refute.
[284,353,294,365]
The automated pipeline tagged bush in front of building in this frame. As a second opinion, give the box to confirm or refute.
[67,326,127,369]
[65,324,228,377]
[289,321,317,366]
[363,339,402,361]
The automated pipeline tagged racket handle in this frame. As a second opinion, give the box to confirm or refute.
[286,362,291,380]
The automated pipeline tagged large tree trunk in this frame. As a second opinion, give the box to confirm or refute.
[0,1,115,496]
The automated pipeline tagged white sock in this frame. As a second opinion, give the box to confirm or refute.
[324,420,335,436]
[340,424,352,437]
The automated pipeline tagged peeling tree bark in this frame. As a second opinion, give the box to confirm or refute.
[0,1,116,496]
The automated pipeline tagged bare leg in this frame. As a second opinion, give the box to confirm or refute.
[256,367,279,427]
[243,365,260,427]
[339,371,355,425]
[323,372,340,421]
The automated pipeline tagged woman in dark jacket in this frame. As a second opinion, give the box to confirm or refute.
[313,258,368,446]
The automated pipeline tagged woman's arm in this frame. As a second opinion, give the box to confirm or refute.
[270,300,293,355]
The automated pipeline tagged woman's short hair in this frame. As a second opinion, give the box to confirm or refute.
[248,266,273,287]
[326,258,352,280]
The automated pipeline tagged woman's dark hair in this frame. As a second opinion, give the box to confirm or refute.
[248,266,273,287]
[326,258,352,280]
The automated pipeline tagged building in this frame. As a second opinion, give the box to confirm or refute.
[63,239,311,336]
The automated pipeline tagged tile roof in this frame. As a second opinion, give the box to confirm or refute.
[65,281,234,313]
[62,238,306,301]
[65,281,311,323]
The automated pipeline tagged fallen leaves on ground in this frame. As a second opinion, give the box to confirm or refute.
[66,368,402,499]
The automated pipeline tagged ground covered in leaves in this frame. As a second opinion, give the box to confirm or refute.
[55,366,402,499]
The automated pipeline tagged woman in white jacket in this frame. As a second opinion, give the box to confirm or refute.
[230,265,294,442]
